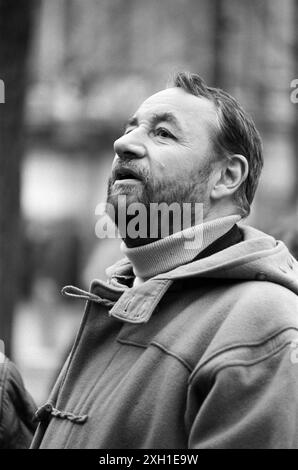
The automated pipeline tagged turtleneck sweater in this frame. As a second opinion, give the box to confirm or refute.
[121,214,241,286]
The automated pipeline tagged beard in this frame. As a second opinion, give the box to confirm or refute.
[106,162,211,244]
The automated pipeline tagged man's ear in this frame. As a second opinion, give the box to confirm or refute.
[210,154,249,200]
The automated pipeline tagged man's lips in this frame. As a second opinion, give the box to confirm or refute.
[113,167,143,183]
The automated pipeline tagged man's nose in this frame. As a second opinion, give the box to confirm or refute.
[113,131,146,160]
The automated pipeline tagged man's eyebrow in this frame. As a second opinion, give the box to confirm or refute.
[124,115,138,130]
[124,111,183,132]
[150,112,182,130]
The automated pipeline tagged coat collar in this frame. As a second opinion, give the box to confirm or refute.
[62,224,243,325]
[90,274,173,324]
[81,224,242,324]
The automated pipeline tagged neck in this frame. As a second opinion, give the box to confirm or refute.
[121,214,241,282]
[122,210,209,249]
[122,204,240,249]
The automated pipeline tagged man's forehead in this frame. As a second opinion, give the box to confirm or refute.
[134,87,217,123]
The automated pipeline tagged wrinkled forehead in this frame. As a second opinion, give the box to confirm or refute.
[134,87,219,132]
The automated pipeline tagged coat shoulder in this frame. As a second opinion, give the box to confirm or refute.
[154,279,298,371]
[190,280,298,374]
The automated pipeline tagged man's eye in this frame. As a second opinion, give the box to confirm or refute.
[155,128,174,139]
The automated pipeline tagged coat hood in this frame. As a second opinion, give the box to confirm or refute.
[106,225,298,296]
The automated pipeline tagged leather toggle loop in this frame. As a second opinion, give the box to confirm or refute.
[35,402,88,425]
[61,285,115,309]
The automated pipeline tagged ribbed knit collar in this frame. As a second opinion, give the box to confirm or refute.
[121,214,241,284]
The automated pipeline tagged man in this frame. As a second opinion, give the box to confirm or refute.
[32,72,298,449]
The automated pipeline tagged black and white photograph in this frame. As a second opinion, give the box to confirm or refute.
[0,0,298,455]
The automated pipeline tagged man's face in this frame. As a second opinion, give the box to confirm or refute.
[107,87,219,226]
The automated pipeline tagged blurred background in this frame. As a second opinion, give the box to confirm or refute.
[0,0,297,405]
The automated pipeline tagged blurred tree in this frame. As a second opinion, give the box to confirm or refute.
[294,0,298,206]
[212,0,229,88]
[0,0,36,357]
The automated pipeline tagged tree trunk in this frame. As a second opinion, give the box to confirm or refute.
[212,0,228,88]
[293,0,298,207]
[0,0,35,358]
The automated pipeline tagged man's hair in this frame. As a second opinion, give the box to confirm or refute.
[171,72,264,217]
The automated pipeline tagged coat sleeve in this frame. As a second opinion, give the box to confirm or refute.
[187,341,298,449]
[0,357,37,449]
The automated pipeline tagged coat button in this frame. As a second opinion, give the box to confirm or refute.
[34,403,53,422]
[255,272,267,281]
